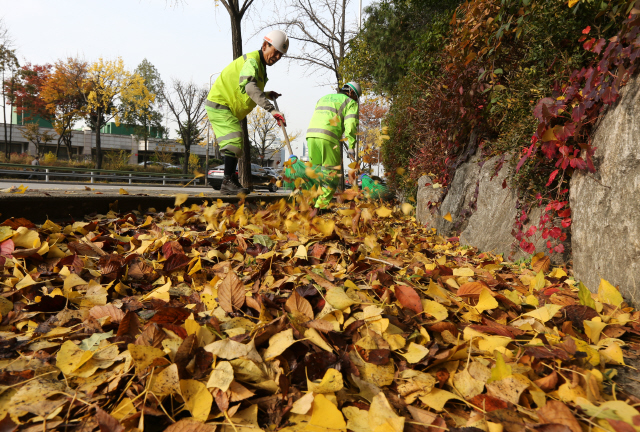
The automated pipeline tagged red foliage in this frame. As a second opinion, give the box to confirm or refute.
[9,63,53,122]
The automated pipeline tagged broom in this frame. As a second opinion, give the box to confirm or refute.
[272,100,320,191]
[361,173,392,200]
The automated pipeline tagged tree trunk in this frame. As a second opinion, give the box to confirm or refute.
[230,13,243,59]
[144,136,148,168]
[95,124,102,169]
[228,13,251,188]
[2,69,8,159]
[64,134,73,160]
[183,141,189,174]
[56,135,62,157]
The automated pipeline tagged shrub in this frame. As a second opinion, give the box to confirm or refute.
[103,150,130,171]
[188,154,201,173]
[43,152,57,164]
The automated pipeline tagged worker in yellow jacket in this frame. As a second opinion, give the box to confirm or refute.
[306,82,361,209]
[206,30,289,195]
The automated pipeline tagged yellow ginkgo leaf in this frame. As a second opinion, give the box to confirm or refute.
[443,212,452,222]
[174,193,189,207]
[180,379,212,422]
[401,203,414,215]
[601,343,625,365]
[523,304,563,323]
[329,115,340,127]
[309,394,347,430]
[119,188,129,195]
[583,319,607,344]
[419,388,463,411]
[597,278,624,307]
[57,340,93,375]
[263,329,297,360]
[308,368,344,394]
[401,342,430,363]
[475,288,499,314]
[422,300,448,322]
[376,206,393,218]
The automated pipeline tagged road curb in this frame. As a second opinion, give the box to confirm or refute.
[0,193,285,223]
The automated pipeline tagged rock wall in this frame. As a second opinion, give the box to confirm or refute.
[570,74,640,304]
[416,155,549,261]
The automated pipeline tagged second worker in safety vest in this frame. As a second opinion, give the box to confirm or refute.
[206,30,289,195]
[306,81,361,209]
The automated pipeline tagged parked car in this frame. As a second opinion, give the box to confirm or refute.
[207,164,278,192]
[138,161,181,170]
[262,167,281,179]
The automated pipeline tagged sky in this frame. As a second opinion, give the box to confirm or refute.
[2,0,367,157]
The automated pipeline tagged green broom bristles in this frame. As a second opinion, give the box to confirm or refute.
[361,174,392,200]
[282,156,321,190]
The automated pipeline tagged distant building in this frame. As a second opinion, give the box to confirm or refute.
[1,108,209,165]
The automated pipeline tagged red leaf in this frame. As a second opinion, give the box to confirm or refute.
[546,169,559,187]
[394,284,423,314]
[582,26,591,34]
[583,38,595,51]
[554,244,565,253]
[162,241,184,259]
[561,218,572,228]
[0,240,14,257]
[164,253,190,272]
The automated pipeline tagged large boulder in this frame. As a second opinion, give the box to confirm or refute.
[414,153,556,261]
[570,74,640,304]
[459,156,547,261]
[435,155,482,236]
[415,175,444,229]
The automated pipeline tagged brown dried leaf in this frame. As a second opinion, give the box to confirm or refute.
[457,281,488,297]
[95,407,124,432]
[89,304,125,323]
[285,290,314,320]
[537,400,582,432]
[219,271,245,313]
[534,370,559,392]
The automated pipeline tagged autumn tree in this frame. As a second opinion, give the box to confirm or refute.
[162,79,208,174]
[358,98,387,171]
[80,58,154,169]
[41,58,88,158]
[19,123,55,157]
[0,20,19,158]
[10,64,53,125]
[121,59,165,168]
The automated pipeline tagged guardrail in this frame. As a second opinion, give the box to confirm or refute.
[0,163,206,187]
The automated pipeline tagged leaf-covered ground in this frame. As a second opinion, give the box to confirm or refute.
[0,191,639,432]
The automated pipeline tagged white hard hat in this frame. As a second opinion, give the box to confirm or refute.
[341,81,362,100]
[264,30,289,54]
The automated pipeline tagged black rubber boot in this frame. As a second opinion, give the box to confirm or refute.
[221,174,249,195]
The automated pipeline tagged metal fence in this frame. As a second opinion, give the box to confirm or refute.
[0,163,205,187]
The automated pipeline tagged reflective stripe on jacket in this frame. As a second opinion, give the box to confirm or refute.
[305,93,359,149]
[207,50,269,120]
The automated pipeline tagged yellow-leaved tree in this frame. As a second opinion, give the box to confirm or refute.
[81,57,154,169]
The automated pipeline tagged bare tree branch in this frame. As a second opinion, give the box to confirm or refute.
[257,0,357,87]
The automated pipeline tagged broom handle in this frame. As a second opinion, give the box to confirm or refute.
[273,100,294,156]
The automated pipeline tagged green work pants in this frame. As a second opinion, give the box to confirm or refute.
[307,137,341,209]
[206,106,243,157]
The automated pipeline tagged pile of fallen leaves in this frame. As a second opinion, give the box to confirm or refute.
[0,191,639,432]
